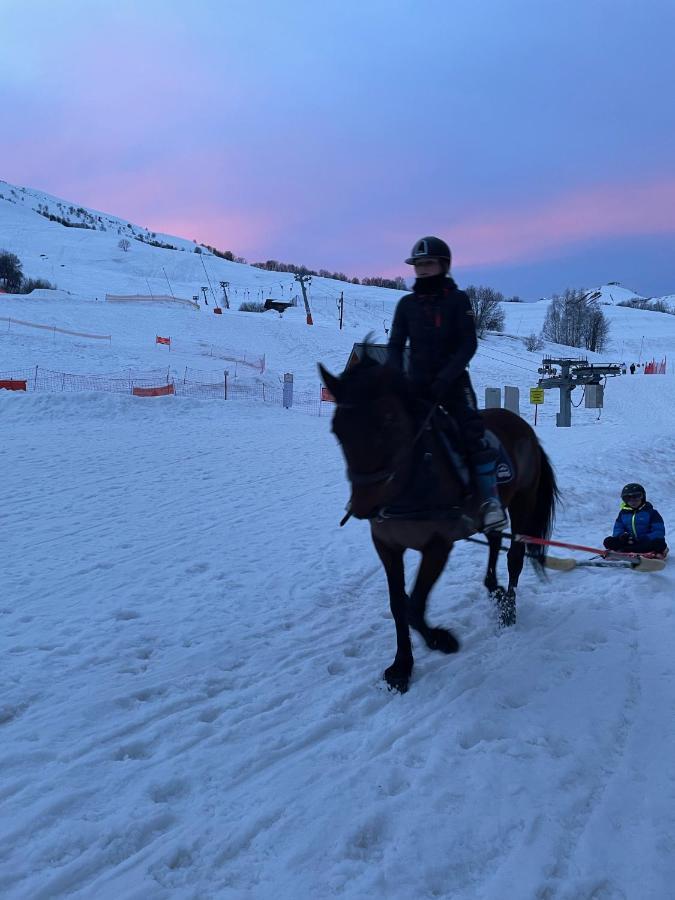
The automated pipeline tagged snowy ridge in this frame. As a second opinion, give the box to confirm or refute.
[2,180,675,898]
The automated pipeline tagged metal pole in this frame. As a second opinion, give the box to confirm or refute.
[294,274,313,325]
[162,267,175,298]
[219,281,230,309]
[556,361,572,427]
[200,255,219,307]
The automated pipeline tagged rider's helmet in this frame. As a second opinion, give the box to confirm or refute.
[405,236,452,268]
[621,483,646,502]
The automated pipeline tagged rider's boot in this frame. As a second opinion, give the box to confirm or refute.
[473,444,508,533]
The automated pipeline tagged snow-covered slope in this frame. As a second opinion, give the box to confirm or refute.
[596,283,645,304]
[0,178,403,316]
[2,180,675,899]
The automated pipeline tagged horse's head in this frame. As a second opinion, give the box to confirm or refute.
[319,354,416,519]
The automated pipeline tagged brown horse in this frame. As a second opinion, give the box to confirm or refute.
[319,354,559,693]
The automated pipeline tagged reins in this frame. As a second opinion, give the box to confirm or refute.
[412,401,439,444]
[340,401,439,527]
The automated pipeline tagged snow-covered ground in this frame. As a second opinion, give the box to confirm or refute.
[2,181,675,898]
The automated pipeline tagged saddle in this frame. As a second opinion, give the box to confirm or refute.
[377,407,514,522]
[433,407,514,487]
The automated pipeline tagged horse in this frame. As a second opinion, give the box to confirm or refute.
[319,353,559,693]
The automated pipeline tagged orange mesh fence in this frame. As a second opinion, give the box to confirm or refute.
[0,366,321,414]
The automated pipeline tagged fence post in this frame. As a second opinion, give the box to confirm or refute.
[283,373,294,409]
[224,371,228,400]
[484,387,501,408]
[503,385,520,415]
[34,365,38,390]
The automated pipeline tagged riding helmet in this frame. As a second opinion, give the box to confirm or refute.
[405,236,452,266]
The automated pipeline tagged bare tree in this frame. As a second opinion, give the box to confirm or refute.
[118,238,131,253]
[585,303,611,352]
[542,288,610,352]
[464,285,506,337]
[524,332,545,352]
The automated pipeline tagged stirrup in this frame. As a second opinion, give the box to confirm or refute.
[480,499,507,533]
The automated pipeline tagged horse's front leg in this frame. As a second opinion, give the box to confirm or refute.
[372,537,413,693]
[497,538,525,628]
[484,530,504,595]
[408,538,460,655]
[484,530,518,627]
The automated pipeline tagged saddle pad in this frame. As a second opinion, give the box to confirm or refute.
[485,430,514,483]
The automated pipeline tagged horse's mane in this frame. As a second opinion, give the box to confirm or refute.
[337,337,412,409]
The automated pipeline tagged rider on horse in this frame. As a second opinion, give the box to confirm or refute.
[386,235,507,533]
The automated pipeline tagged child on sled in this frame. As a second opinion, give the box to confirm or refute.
[603,483,668,556]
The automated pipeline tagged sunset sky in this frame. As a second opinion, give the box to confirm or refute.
[3,0,675,296]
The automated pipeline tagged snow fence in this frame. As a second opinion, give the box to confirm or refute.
[0,366,323,414]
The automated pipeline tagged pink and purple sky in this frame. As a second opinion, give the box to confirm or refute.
[3,0,675,296]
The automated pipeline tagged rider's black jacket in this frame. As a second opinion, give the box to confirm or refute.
[386,275,477,391]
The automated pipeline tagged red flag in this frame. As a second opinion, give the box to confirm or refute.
[156,335,171,346]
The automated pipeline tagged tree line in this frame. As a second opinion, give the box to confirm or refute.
[251,259,407,290]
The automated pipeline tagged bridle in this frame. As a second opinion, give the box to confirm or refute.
[347,466,396,487]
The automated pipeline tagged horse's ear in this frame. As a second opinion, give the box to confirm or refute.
[318,364,341,400]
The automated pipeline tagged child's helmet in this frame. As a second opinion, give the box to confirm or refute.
[621,483,646,500]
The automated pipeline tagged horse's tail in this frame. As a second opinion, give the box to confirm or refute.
[526,445,560,572]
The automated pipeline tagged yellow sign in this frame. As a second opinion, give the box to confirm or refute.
[530,387,545,405]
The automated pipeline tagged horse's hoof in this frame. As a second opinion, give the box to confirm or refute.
[497,590,516,628]
[384,664,411,694]
[425,628,460,654]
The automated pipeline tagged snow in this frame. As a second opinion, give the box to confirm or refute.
[2,180,675,898]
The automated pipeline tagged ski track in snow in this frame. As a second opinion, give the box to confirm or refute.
[2,387,674,899]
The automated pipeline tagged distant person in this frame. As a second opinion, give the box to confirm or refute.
[387,236,507,532]
[603,483,667,556]
[629,363,636,375]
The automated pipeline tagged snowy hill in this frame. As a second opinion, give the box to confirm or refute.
[596,283,645,305]
[2,179,675,899]
[0,178,403,314]
[0,178,411,391]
